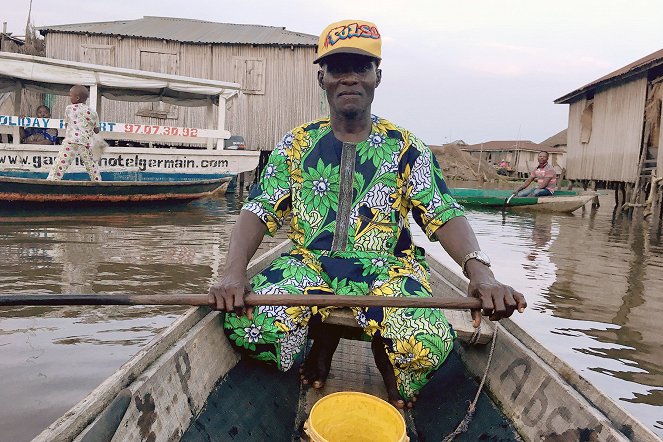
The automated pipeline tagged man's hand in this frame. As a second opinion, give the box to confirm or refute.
[465,260,526,328]
[208,270,254,319]
[208,210,270,319]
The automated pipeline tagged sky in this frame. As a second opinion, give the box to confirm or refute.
[3,0,662,145]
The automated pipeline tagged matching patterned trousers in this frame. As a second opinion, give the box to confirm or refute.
[47,141,102,181]
[223,248,456,399]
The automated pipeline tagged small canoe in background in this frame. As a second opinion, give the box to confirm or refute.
[30,240,658,442]
[0,176,230,205]
[450,188,595,213]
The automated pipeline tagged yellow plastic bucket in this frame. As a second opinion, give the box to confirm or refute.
[303,391,409,442]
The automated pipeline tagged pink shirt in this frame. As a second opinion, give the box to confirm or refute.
[533,162,557,192]
[64,103,98,146]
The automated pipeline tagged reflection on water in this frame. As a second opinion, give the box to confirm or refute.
[1,191,662,439]
[414,194,663,436]
[0,197,240,442]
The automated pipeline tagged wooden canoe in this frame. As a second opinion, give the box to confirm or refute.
[450,188,595,213]
[32,241,659,442]
[0,176,230,205]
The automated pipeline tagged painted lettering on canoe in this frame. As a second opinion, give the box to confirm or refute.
[499,358,586,432]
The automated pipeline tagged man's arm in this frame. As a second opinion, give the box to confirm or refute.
[515,175,534,193]
[208,210,267,317]
[434,216,526,327]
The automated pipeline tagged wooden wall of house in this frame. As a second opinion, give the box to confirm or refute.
[516,151,566,176]
[514,151,534,176]
[466,150,566,177]
[652,81,663,176]
[566,77,647,183]
[44,32,326,150]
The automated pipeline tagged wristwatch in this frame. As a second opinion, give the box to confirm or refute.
[461,251,491,277]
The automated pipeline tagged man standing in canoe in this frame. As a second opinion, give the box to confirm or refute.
[209,19,527,409]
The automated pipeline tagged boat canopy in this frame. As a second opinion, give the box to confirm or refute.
[0,51,240,106]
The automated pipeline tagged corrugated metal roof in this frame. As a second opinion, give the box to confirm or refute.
[540,129,567,148]
[38,16,318,46]
[555,48,663,104]
[461,140,565,153]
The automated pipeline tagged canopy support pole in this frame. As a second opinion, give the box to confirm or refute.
[216,96,226,150]
[89,84,100,114]
[206,99,214,150]
[12,83,21,142]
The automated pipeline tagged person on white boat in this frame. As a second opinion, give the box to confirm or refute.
[514,151,557,197]
[47,85,102,181]
[20,105,59,145]
[210,19,527,410]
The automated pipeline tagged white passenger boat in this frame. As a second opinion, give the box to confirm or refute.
[0,52,259,193]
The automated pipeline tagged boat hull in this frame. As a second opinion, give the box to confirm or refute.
[511,194,595,213]
[450,188,594,213]
[32,242,659,442]
[0,176,230,205]
[0,143,260,194]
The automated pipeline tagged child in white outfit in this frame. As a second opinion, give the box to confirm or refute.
[47,85,102,181]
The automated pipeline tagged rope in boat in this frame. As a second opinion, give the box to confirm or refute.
[442,323,499,442]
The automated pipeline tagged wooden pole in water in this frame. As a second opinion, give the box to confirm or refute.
[0,293,483,309]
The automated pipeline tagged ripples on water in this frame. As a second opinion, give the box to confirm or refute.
[414,196,663,436]
[0,197,240,441]
[0,193,662,439]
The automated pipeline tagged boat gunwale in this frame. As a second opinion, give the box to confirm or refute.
[32,239,661,442]
[32,241,291,442]
[0,176,231,187]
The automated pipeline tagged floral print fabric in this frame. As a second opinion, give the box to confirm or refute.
[224,251,456,399]
[224,115,464,398]
[64,103,98,146]
[243,115,464,252]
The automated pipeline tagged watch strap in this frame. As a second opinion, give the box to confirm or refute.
[461,251,490,278]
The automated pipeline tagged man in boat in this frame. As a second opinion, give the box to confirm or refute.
[514,151,557,197]
[47,85,102,181]
[209,19,527,409]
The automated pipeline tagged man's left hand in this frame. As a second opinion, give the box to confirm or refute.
[465,260,527,328]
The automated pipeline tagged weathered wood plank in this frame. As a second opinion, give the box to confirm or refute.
[104,312,238,442]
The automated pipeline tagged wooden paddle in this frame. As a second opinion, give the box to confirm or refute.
[503,192,517,212]
[0,293,482,309]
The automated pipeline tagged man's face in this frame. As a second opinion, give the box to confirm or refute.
[538,152,549,165]
[318,54,381,118]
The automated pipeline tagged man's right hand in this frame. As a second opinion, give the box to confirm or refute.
[208,271,254,319]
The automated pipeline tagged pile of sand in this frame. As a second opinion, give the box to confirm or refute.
[430,144,504,182]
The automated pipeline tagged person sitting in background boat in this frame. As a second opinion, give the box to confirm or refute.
[209,19,526,410]
[47,85,102,181]
[19,105,59,145]
[514,151,556,197]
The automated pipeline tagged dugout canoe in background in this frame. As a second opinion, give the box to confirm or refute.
[450,188,596,213]
[0,176,230,205]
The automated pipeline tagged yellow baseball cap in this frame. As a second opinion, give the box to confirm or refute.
[313,19,382,64]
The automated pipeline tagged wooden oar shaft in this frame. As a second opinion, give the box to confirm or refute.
[0,294,482,309]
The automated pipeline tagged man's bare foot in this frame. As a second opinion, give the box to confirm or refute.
[371,334,415,409]
[300,323,341,389]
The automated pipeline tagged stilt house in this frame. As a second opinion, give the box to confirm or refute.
[554,48,663,219]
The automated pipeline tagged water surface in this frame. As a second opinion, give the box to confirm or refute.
[0,192,661,440]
